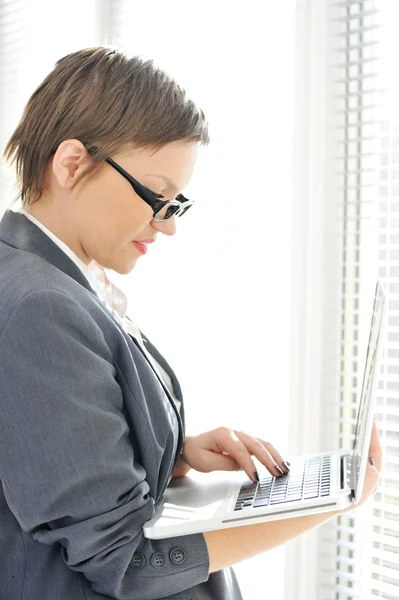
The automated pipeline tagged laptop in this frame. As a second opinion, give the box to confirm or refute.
[143,280,387,539]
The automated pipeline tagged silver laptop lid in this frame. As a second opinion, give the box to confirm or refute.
[351,280,387,502]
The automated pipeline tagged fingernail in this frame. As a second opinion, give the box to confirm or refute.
[275,465,284,476]
[369,457,376,466]
[282,461,291,471]
[253,471,260,482]
[284,460,291,466]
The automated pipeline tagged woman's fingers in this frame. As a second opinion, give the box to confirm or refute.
[369,419,382,472]
[214,429,262,481]
[213,428,288,480]
[234,430,289,476]
[211,420,381,497]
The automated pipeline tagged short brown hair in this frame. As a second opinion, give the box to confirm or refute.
[3,46,210,206]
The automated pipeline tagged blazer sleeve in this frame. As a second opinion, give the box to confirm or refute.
[0,288,210,599]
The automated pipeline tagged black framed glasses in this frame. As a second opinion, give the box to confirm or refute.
[86,145,194,221]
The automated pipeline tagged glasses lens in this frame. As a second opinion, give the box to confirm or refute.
[154,199,193,221]
[155,203,180,220]
[179,204,192,217]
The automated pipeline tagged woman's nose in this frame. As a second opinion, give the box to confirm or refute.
[152,215,177,236]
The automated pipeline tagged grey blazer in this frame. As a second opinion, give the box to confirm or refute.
[0,209,243,600]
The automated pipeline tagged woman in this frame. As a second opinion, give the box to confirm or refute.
[0,47,381,600]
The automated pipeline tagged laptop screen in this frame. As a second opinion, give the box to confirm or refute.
[351,280,387,500]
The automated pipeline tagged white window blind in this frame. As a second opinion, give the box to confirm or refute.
[0,0,27,209]
[0,0,97,211]
[317,2,399,599]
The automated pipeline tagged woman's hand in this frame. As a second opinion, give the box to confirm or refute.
[171,455,192,479]
[340,419,382,514]
[181,427,290,482]
[174,421,382,515]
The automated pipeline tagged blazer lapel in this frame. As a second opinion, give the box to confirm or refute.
[138,333,186,433]
[128,334,185,456]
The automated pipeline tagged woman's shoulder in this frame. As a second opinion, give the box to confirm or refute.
[0,244,48,304]
[0,245,98,328]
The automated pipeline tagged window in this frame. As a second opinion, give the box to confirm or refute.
[0,0,96,210]
[317,2,399,598]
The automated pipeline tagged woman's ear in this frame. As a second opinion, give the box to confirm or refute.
[51,139,91,190]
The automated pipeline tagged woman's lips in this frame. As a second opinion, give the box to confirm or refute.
[132,241,148,254]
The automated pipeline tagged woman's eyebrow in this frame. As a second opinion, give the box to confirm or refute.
[145,173,177,189]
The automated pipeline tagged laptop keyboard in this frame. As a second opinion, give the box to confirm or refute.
[234,455,331,511]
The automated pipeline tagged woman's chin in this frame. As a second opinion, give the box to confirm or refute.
[115,258,138,275]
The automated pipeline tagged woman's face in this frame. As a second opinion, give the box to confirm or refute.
[36,139,198,274]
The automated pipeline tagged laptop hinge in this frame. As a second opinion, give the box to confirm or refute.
[342,455,360,499]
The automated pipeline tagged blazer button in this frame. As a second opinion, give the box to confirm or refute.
[150,552,166,568]
[169,547,186,565]
[130,552,146,568]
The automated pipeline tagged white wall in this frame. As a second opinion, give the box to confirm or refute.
[109,2,296,598]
